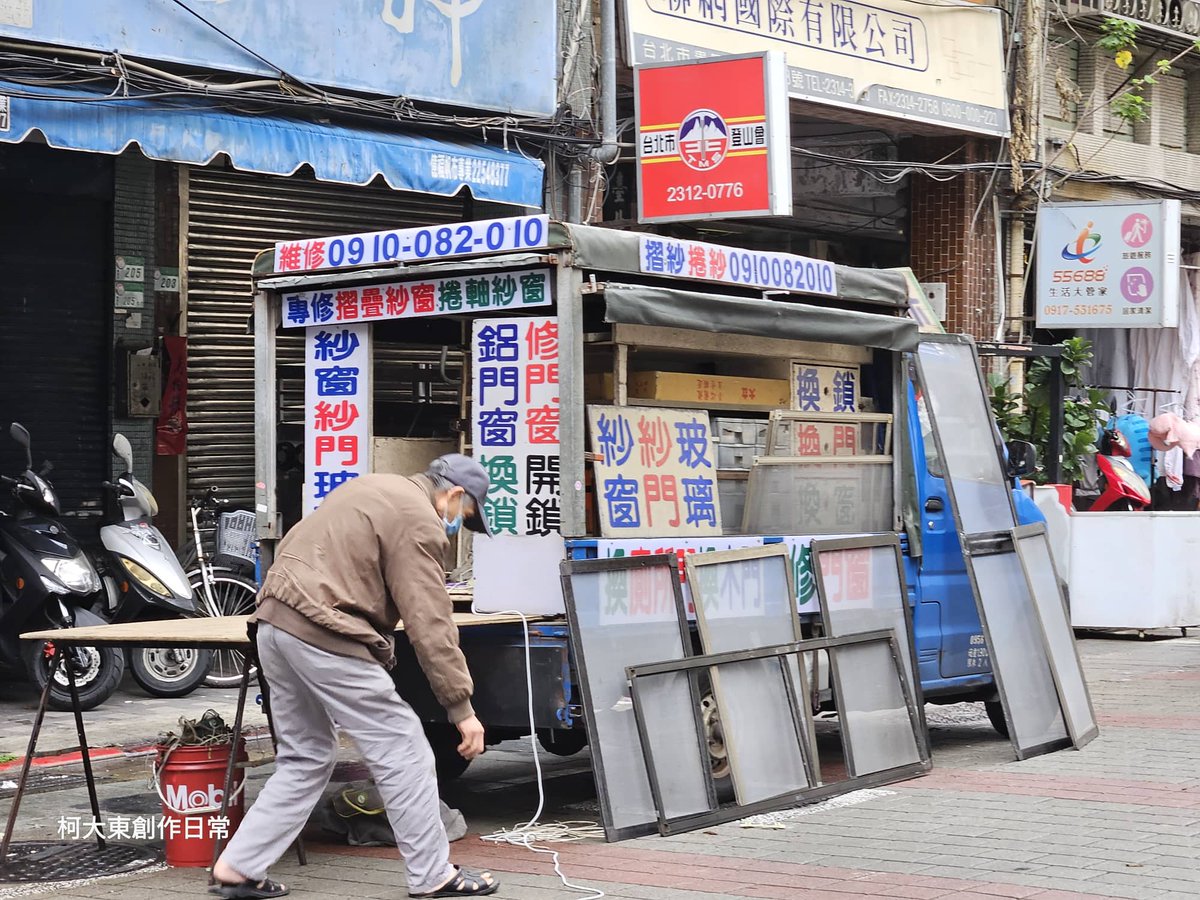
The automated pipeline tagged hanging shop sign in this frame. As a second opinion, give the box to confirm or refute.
[0,2,557,116]
[1036,200,1181,328]
[791,363,861,413]
[282,268,551,328]
[623,0,1009,137]
[273,215,549,274]
[635,52,792,223]
[638,234,837,297]
[587,405,723,538]
[472,316,561,537]
[304,323,371,516]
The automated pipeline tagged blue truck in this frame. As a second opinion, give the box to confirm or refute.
[249,218,1043,779]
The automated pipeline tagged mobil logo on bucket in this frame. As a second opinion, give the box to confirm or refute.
[165,781,238,814]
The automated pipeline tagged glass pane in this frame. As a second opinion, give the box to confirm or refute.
[634,670,716,819]
[567,565,711,830]
[743,461,893,534]
[712,658,813,803]
[816,544,918,700]
[915,342,1015,534]
[1016,532,1096,743]
[689,551,812,803]
[970,551,1069,751]
[831,641,921,776]
[690,553,797,651]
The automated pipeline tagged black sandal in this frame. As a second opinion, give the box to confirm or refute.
[410,866,499,897]
[208,877,290,899]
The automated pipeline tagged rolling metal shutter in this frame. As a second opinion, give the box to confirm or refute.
[185,167,465,508]
[0,149,111,515]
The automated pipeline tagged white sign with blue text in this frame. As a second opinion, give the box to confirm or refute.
[638,234,837,297]
[274,215,549,274]
[304,323,371,516]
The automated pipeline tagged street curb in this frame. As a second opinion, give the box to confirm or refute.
[0,726,273,773]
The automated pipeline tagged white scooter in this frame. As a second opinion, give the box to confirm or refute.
[92,434,212,697]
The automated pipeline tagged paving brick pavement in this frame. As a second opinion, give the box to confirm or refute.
[2,632,1198,899]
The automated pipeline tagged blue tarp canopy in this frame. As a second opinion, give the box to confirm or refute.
[0,80,543,207]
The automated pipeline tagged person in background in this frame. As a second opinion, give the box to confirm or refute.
[209,454,499,899]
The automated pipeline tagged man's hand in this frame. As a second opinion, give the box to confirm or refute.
[456,715,486,760]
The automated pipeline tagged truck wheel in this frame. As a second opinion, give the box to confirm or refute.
[984,700,1009,738]
[23,640,124,712]
[537,728,587,757]
[423,723,470,781]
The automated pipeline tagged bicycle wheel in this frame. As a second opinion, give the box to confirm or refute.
[189,573,260,687]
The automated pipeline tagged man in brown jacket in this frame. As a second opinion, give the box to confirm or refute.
[210,455,498,899]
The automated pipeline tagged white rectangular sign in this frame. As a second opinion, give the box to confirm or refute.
[273,215,550,274]
[1036,200,1181,329]
[472,316,561,537]
[304,322,370,516]
[283,268,552,329]
[638,234,837,297]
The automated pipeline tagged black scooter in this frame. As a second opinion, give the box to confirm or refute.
[0,423,123,711]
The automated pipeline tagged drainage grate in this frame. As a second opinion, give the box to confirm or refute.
[0,841,161,882]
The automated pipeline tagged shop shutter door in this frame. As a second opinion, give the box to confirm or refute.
[0,191,109,515]
[185,168,464,508]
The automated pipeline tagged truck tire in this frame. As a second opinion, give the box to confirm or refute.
[537,728,587,757]
[984,700,1009,738]
[424,723,471,781]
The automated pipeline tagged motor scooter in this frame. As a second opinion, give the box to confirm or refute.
[91,434,211,698]
[0,423,123,711]
[1091,424,1151,511]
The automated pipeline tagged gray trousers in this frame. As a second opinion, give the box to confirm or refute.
[220,622,454,895]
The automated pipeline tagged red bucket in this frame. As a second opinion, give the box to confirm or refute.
[155,739,247,867]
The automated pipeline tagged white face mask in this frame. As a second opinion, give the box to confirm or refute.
[443,493,464,537]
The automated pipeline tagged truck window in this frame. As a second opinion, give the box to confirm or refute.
[913,382,945,478]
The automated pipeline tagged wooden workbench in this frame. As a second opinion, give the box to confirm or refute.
[21,611,535,647]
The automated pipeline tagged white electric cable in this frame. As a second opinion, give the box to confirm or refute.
[470,601,605,900]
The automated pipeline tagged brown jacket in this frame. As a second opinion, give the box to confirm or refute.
[253,473,474,723]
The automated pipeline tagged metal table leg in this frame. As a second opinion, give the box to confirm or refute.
[208,651,252,880]
[65,651,106,851]
[0,650,62,867]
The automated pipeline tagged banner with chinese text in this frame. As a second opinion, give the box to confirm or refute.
[304,323,371,516]
[283,268,551,329]
[791,363,860,413]
[472,316,561,537]
[588,406,723,538]
[623,0,1009,137]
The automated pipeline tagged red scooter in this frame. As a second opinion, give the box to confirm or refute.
[1092,425,1151,511]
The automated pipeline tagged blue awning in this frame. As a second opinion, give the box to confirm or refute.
[0,80,544,208]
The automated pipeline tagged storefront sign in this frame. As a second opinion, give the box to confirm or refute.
[281,268,551,329]
[635,52,791,222]
[304,323,370,516]
[1036,200,1181,328]
[587,405,723,538]
[0,1,557,116]
[638,234,837,297]
[791,363,860,413]
[623,0,1008,137]
[273,215,549,274]
[472,316,560,536]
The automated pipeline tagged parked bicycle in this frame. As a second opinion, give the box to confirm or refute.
[186,488,259,687]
